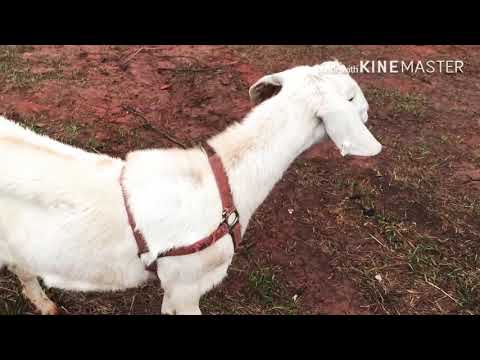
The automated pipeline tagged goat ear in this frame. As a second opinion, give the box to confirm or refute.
[316,94,382,157]
[249,74,283,105]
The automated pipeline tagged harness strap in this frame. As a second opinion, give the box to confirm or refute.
[120,142,241,274]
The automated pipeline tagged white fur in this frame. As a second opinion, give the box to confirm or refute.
[0,61,381,314]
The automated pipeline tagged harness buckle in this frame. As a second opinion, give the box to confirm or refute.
[222,208,239,231]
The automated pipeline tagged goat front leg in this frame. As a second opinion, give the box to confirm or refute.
[161,284,202,315]
[9,266,59,315]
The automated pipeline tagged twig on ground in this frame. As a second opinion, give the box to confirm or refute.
[119,47,237,74]
[368,262,406,272]
[156,67,224,73]
[424,276,460,305]
[464,175,480,182]
[122,105,188,149]
[129,295,136,315]
[0,287,17,294]
[120,47,145,68]
[369,234,388,249]
[156,54,203,66]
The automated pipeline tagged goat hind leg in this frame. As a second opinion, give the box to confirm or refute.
[9,266,59,315]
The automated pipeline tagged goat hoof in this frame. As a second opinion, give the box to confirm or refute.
[161,311,175,315]
[39,303,60,315]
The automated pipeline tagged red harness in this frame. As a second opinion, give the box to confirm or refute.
[120,143,242,274]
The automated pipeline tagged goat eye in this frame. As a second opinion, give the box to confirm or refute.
[348,96,354,102]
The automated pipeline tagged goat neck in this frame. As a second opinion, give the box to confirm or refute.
[208,94,317,231]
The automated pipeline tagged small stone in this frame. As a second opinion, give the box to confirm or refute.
[363,208,375,217]
[375,274,382,282]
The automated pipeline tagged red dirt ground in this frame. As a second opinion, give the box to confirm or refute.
[0,45,479,315]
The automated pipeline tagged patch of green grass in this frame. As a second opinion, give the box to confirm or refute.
[394,94,426,117]
[6,45,34,54]
[463,198,480,217]
[374,213,409,249]
[17,119,46,135]
[0,46,65,89]
[331,140,480,313]
[352,266,401,314]
[417,143,431,158]
[344,194,480,313]
[439,134,450,144]
[0,293,30,315]
[70,69,89,86]
[472,149,480,166]
[0,47,22,74]
[61,122,80,145]
[248,267,280,304]
[247,266,298,313]
[85,137,104,153]
[116,127,128,139]
[407,242,441,274]
[455,270,480,310]
[365,87,427,118]
[0,273,31,315]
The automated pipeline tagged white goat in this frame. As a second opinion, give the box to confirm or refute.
[0,61,381,315]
